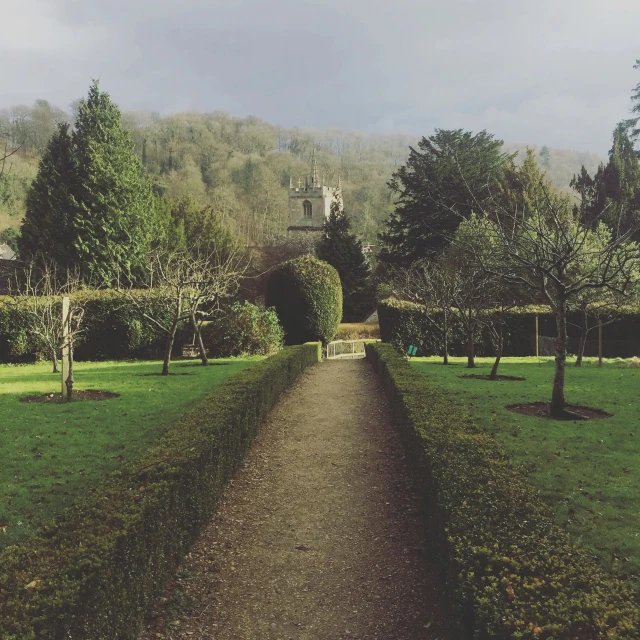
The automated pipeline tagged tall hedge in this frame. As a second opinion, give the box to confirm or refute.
[366,343,640,638]
[0,291,181,363]
[266,254,342,344]
[0,343,321,639]
[378,297,640,358]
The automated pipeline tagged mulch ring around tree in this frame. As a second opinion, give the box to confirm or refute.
[506,402,612,420]
[460,374,526,382]
[20,390,120,404]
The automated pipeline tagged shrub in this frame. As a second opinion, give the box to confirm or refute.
[266,254,342,345]
[202,302,284,357]
[366,342,640,639]
[0,343,321,640]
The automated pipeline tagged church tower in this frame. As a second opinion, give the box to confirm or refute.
[287,150,343,237]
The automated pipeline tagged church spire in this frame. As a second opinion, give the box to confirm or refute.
[310,147,320,188]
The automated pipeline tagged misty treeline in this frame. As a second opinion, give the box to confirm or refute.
[0,101,412,246]
[0,98,603,249]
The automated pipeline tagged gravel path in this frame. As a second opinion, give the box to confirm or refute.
[139,359,452,640]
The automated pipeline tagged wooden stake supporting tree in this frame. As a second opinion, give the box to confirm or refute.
[61,296,70,400]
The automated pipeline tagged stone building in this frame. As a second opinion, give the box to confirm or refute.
[287,151,342,237]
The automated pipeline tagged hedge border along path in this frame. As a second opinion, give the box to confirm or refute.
[365,343,640,640]
[0,343,321,640]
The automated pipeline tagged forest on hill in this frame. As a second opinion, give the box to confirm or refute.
[0,99,605,247]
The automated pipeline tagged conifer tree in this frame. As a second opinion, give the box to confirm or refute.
[19,123,78,265]
[71,81,158,282]
[316,201,373,321]
[19,81,162,283]
[379,129,513,267]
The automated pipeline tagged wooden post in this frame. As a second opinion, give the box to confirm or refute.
[61,296,70,400]
[598,316,603,368]
[535,315,539,359]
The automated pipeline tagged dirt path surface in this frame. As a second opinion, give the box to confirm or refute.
[139,359,452,640]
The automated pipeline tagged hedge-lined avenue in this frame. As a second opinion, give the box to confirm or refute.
[0,343,321,640]
[366,343,640,639]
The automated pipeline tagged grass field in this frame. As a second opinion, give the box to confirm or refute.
[411,356,640,582]
[0,357,259,549]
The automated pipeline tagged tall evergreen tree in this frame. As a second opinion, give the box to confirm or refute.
[539,145,551,170]
[71,81,158,282]
[19,81,162,283]
[19,123,78,265]
[316,201,373,321]
[627,59,640,141]
[378,129,513,267]
[571,124,640,235]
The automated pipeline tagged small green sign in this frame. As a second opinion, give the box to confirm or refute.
[408,345,418,357]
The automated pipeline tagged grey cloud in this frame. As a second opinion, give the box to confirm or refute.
[2,0,639,154]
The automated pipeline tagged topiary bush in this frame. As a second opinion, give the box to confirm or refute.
[202,302,284,357]
[266,254,342,345]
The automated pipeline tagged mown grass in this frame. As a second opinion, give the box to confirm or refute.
[411,355,640,581]
[0,357,259,549]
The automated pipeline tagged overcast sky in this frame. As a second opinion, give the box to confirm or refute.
[1,0,638,155]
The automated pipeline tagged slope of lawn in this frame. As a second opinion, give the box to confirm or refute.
[411,356,640,583]
[0,357,259,549]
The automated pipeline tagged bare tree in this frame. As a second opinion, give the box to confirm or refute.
[8,262,85,400]
[120,246,248,375]
[393,256,461,364]
[446,246,495,368]
[0,140,21,179]
[457,208,640,417]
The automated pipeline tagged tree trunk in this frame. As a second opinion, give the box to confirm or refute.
[575,310,588,367]
[442,311,449,365]
[162,321,179,376]
[489,326,503,380]
[466,327,475,368]
[51,347,58,374]
[162,296,183,376]
[191,309,208,366]
[551,301,568,417]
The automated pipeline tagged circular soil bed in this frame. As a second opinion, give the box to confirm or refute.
[20,389,120,404]
[506,402,611,420]
[460,374,525,382]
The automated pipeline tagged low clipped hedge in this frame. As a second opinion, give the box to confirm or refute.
[0,343,321,640]
[378,297,640,358]
[366,342,640,639]
[266,254,342,345]
[0,290,177,363]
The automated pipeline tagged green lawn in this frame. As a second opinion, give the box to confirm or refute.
[411,356,640,581]
[0,357,259,549]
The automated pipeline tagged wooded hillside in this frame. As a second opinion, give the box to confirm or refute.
[0,101,605,246]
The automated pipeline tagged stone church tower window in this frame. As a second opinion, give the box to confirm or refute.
[287,149,343,238]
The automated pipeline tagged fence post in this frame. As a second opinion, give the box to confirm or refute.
[535,315,539,359]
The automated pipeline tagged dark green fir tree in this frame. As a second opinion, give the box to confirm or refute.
[20,81,164,283]
[316,201,374,322]
[19,122,78,266]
